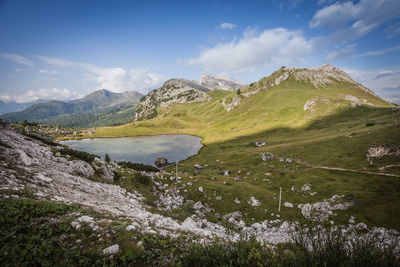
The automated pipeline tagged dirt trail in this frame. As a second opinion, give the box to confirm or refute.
[295,159,400,178]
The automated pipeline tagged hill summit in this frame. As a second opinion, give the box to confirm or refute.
[221,64,387,112]
[200,74,246,91]
[135,78,212,120]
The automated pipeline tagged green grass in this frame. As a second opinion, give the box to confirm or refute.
[88,76,400,230]
[1,197,398,266]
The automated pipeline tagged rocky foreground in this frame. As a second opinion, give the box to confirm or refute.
[0,120,399,256]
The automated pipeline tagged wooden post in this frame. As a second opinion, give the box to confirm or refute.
[279,187,282,212]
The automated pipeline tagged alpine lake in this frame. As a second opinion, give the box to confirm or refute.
[60,135,203,166]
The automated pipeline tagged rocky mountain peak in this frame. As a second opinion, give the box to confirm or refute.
[200,74,246,91]
[164,78,211,92]
[135,78,211,121]
[248,65,376,95]
[289,64,357,86]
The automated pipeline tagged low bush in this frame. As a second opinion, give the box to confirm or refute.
[134,173,151,185]
[59,147,98,163]
[24,133,59,146]
[118,161,159,172]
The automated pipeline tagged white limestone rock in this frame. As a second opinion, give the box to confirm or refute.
[103,244,119,255]
[284,202,293,208]
[248,196,261,207]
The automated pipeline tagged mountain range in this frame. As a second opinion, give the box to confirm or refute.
[95,64,392,144]
[0,99,51,115]
[0,89,143,127]
[1,74,246,127]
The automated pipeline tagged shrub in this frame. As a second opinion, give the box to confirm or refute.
[117,161,159,172]
[59,147,98,163]
[24,133,59,146]
[135,173,151,185]
[105,153,111,163]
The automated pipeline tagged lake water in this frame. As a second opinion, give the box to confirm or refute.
[60,135,203,166]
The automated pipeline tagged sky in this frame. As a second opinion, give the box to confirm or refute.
[0,0,399,104]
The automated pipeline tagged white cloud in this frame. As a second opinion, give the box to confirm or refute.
[39,69,59,75]
[218,22,235,30]
[15,68,22,72]
[185,28,313,72]
[37,56,164,94]
[326,44,356,61]
[0,93,11,103]
[355,45,400,57]
[0,53,34,66]
[14,88,83,103]
[345,66,400,104]
[310,0,400,42]
[310,1,359,29]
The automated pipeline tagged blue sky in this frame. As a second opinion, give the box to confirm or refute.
[0,0,399,103]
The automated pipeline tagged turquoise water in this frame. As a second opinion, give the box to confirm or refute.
[60,135,203,166]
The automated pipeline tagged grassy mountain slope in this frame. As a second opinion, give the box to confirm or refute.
[95,65,391,144]
[91,65,400,230]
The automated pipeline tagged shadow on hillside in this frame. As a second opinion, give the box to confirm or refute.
[211,106,398,146]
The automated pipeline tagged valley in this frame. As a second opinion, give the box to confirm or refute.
[1,65,399,265]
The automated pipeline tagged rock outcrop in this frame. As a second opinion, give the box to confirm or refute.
[200,74,246,91]
[135,79,211,120]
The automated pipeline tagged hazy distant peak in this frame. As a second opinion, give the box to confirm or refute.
[163,78,211,92]
[200,74,246,91]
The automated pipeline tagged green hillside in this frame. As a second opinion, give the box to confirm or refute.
[95,65,391,144]
[90,65,400,230]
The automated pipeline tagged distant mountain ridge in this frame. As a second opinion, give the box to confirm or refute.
[0,99,50,115]
[200,74,246,90]
[1,89,143,126]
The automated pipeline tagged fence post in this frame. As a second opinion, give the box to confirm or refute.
[176,162,178,178]
[279,187,282,212]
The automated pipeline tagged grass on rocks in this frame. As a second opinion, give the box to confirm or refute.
[1,195,398,266]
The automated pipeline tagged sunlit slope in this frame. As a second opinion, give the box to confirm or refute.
[92,65,400,229]
[94,65,392,144]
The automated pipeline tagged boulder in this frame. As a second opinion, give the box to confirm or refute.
[248,196,261,207]
[301,184,311,191]
[66,160,94,178]
[103,244,119,255]
[194,164,202,174]
[16,149,32,166]
[284,202,293,208]
[262,152,274,161]
[255,141,266,147]
[155,157,168,167]
[77,216,94,223]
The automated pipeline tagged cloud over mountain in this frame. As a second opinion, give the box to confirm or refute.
[185,28,312,73]
[38,56,164,94]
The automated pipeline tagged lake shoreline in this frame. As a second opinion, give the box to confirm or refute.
[60,134,204,166]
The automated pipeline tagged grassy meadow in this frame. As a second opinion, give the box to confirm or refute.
[88,77,400,230]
